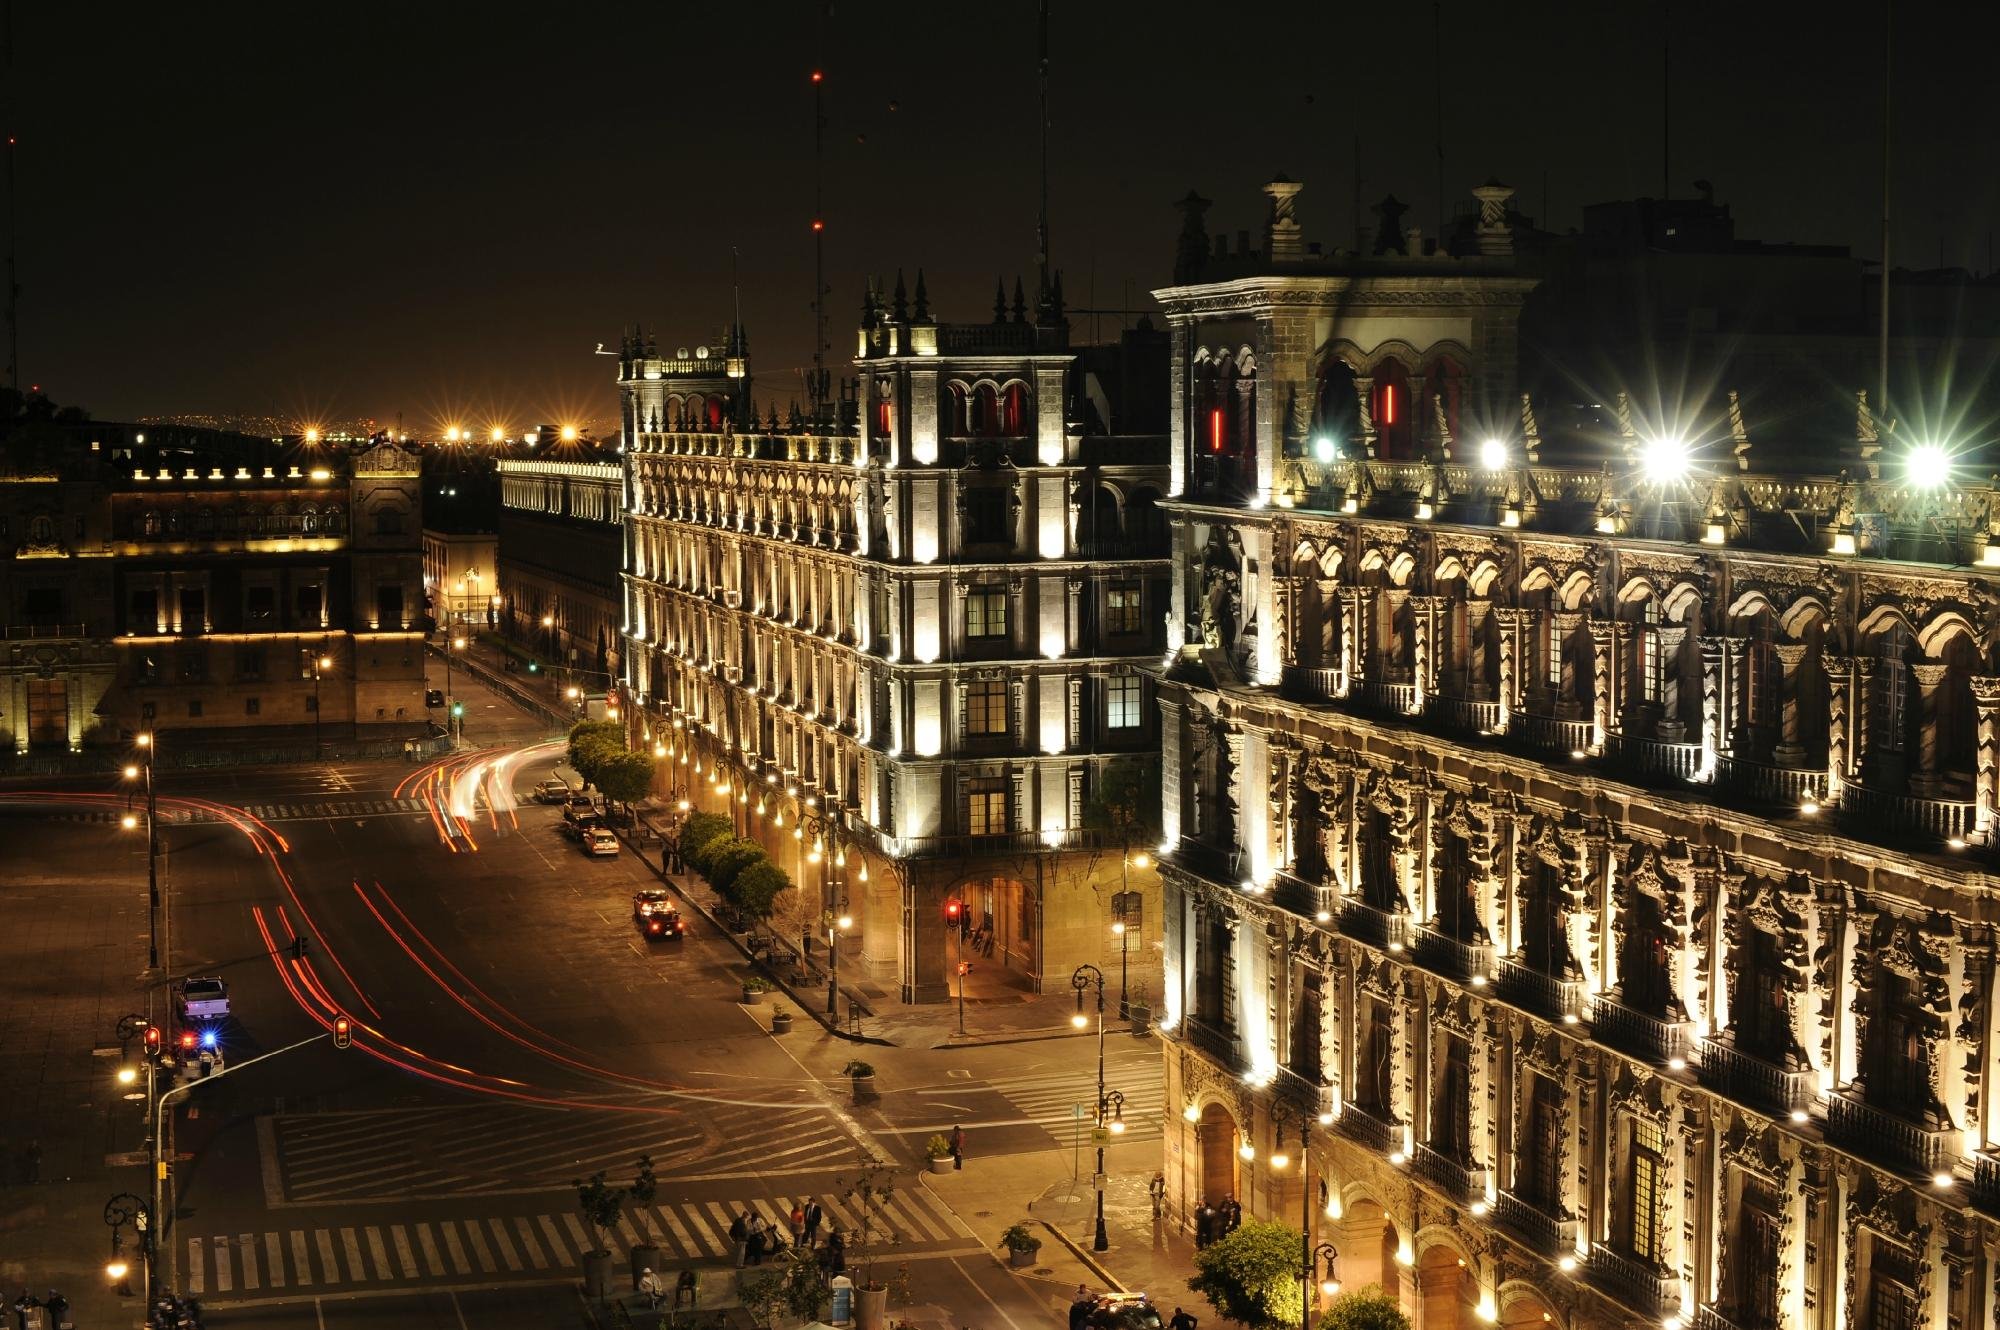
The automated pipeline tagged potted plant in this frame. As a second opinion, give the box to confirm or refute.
[627,1155,661,1289]
[772,1008,793,1034]
[573,1171,628,1298]
[742,974,773,1004]
[843,1058,875,1104]
[737,1268,786,1330]
[923,1135,954,1173]
[838,1161,901,1330]
[1000,1223,1042,1269]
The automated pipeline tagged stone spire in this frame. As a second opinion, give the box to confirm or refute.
[912,269,931,322]
[1471,180,1516,256]
[1011,277,1027,324]
[993,277,1008,324]
[892,270,909,322]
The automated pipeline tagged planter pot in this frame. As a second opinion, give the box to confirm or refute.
[1129,1005,1152,1035]
[582,1249,615,1299]
[928,1156,953,1174]
[855,1284,889,1330]
[629,1243,662,1289]
[1007,1245,1040,1268]
[850,1073,875,1105]
[741,986,765,1005]
[772,1010,793,1034]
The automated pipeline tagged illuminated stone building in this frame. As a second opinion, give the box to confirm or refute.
[619,284,1172,1003]
[497,445,630,686]
[0,426,425,756]
[1155,177,2000,1329]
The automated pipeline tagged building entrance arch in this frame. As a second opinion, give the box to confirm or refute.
[1331,1197,1403,1309]
[1499,1286,1558,1329]
[1196,1103,1239,1206]
[946,875,1037,998]
[1417,1244,1477,1330]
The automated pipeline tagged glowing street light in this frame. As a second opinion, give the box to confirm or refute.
[490,426,506,444]
[1311,436,1337,463]
[302,427,321,445]
[559,425,580,442]
[1906,442,1953,489]
[1478,437,1508,471]
[1640,434,1692,483]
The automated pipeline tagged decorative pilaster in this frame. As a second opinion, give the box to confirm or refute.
[1698,635,1724,777]
[1553,611,1585,719]
[1722,638,1752,757]
[1382,588,1411,682]
[1910,662,1949,796]
[1823,654,1854,802]
[1494,607,1521,726]
[1411,595,1443,710]
[1466,601,1493,700]
[1590,620,1617,746]
[1352,376,1377,460]
[1771,642,1811,767]
[1655,625,1688,740]
[1973,676,2000,843]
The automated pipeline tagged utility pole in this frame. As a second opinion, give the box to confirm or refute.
[810,65,828,422]
[1036,0,1051,300]
[3,0,20,392]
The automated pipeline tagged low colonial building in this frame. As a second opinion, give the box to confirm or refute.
[619,284,1172,1004]
[0,424,426,757]
[1155,176,2000,1329]
[496,450,624,686]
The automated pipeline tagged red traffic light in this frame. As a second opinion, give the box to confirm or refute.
[179,1031,197,1051]
[143,1026,161,1055]
[943,899,961,922]
[332,1016,352,1050]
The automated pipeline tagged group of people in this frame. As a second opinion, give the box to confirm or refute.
[1192,1197,1242,1248]
[727,1203,845,1273]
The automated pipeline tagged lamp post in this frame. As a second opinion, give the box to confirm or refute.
[1112,907,1131,1021]
[312,652,333,758]
[1270,1104,1332,1330]
[127,734,159,969]
[541,613,558,690]
[1071,964,1110,1251]
[1311,1241,1343,1314]
[103,1192,152,1299]
[826,895,851,1016]
[446,635,466,741]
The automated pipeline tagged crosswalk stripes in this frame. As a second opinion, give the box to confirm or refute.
[184,1188,970,1299]
[239,797,429,821]
[995,1062,1168,1142]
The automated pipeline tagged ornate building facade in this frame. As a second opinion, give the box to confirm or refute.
[618,288,1173,1002]
[496,453,624,684]
[1155,178,2000,1329]
[0,426,425,757]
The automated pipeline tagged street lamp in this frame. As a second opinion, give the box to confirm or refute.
[1071,963,1111,1252]
[104,1192,152,1298]
[312,652,333,758]
[1272,1105,1327,1330]
[541,614,558,686]
[127,734,159,968]
[446,635,467,741]
[1312,1241,1342,1301]
[826,895,852,1016]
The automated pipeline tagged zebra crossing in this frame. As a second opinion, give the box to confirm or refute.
[184,1186,972,1298]
[994,1057,1167,1143]
[270,1098,864,1203]
[237,797,429,821]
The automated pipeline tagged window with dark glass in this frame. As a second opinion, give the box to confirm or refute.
[245,586,276,622]
[129,590,158,633]
[1289,965,1321,1080]
[1107,676,1142,730]
[1196,914,1227,1026]
[1521,1074,1562,1210]
[1361,809,1399,911]
[1625,1117,1667,1265]
[1429,1034,1472,1163]
[1356,998,1394,1111]
[1106,581,1142,635]
[1435,831,1477,941]
[966,778,1006,836]
[1867,1251,1918,1330]
[178,588,205,632]
[375,585,404,627]
[966,680,1008,736]
[1618,893,1676,1018]
[1866,971,1930,1117]
[1738,929,1793,1063]
[966,588,1008,639]
[1733,1181,1781,1330]
[962,489,1009,546]
[22,587,62,624]
[1001,383,1030,436]
[236,649,266,681]
[1521,858,1573,977]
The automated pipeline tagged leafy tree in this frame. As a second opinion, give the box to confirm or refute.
[737,1268,786,1330]
[678,813,733,872]
[1318,1287,1410,1330]
[708,838,767,896]
[572,1171,627,1258]
[780,1245,830,1322]
[595,749,656,808]
[566,719,623,787]
[732,861,790,921]
[1083,760,1161,848]
[1188,1220,1307,1330]
[837,1159,901,1289]
[628,1154,657,1245]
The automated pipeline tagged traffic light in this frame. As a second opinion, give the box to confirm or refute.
[943,899,961,927]
[332,1016,352,1050]
[451,701,464,718]
[143,1026,161,1057]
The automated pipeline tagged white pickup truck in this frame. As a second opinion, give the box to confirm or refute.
[178,976,231,1022]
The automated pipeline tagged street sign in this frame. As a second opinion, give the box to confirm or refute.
[1090,1127,1111,1145]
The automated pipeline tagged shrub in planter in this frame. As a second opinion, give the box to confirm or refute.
[843,1058,875,1103]
[1000,1223,1042,1268]
[627,1155,661,1287]
[573,1170,627,1298]
[731,860,790,921]
[741,974,773,1004]
[924,1135,953,1173]
[678,812,733,874]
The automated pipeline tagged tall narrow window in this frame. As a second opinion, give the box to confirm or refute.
[1357,999,1394,1111]
[1106,581,1143,634]
[1735,1183,1782,1330]
[1362,809,1399,911]
[1521,858,1571,976]
[965,778,1007,836]
[1874,625,1910,751]
[1523,1074,1562,1210]
[1626,1117,1667,1265]
[1430,1034,1472,1162]
[1641,599,1663,703]
[1107,676,1143,729]
[1867,1251,1918,1330]
[965,588,1008,640]
[966,680,1008,736]
[1435,831,1476,941]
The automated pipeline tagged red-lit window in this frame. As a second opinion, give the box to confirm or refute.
[875,399,893,439]
[973,384,999,437]
[1210,408,1226,453]
[1378,383,1397,426]
[1001,383,1029,437]
[1373,363,1413,459]
[705,396,724,427]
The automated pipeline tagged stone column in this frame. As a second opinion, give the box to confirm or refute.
[1553,611,1585,719]
[1352,376,1377,459]
[1494,607,1520,723]
[1589,620,1616,744]
[1344,589,1370,687]
[1910,662,1950,796]
[1467,601,1493,700]
[1698,636,1725,765]
[1656,626,1688,741]
[1225,730,1248,861]
[1772,643,1811,767]
[1973,677,2000,843]
[1824,655,1854,801]
[1723,639,1752,757]
[1852,658,1876,780]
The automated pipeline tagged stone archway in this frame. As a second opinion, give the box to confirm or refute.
[1197,1102,1239,1205]
[1498,1286,1559,1329]
[1331,1197,1400,1300]
[1416,1244,1477,1330]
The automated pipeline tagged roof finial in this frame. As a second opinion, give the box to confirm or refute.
[913,269,931,322]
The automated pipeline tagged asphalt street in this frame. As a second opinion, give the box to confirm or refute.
[2,658,1168,1330]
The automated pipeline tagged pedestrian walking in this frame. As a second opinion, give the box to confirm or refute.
[950,1124,966,1170]
[803,1199,824,1246]
[1148,1171,1167,1221]
[789,1203,807,1246]
[1225,1198,1242,1233]
[822,1229,847,1275]
[1168,1309,1198,1330]
[1195,1201,1216,1248]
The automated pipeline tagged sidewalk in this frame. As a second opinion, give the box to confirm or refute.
[922,1139,1196,1315]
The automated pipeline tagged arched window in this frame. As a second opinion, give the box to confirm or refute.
[323,505,344,532]
[1001,383,1030,437]
[164,509,183,536]
[972,384,1000,437]
[947,383,970,437]
[270,503,290,532]
[1312,359,1361,459]
[1372,360,1414,459]
[705,396,725,427]
[28,515,54,544]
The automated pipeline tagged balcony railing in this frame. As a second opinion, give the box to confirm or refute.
[1694,1307,1752,1330]
[1184,1018,1241,1068]
[1286,666,1344,701]
[852,825,1113,860]
[1410,1143,1489,1202]
[1590,997,1693,1065]
[1609,732,1704,783]
[1341,899,1410,952]
[1409,924,1495,983]
[1,622,91,639]
[1839,784,1978,844]
[1696,1036,1816,1116]
[1492,1190,1575,1255]
[1274,870,1333,922]
[1359,678,1419,716]
[1586,1243,1677,1316]
[1973,1152,2000,1217]
[1430,694,1503,735]
[1515,712,1594,755]
[1826,1091,1956,1176]
[1494,959,1585,1023]
[1716,753,1820,806]
[1336,1103,1397,1153]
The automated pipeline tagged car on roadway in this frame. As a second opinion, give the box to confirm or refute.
[530,779,575,804]
[581,827,620,857]
[633,890,685,940]
[562,802,604,838]
[178,976,230,1022]
[1079,1294,1164,1330]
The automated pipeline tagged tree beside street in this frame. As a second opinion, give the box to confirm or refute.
[731,860,789,920]
[679,812,733,871]
[1317,1287,1410,1330]
[1187,1220,1307,1330]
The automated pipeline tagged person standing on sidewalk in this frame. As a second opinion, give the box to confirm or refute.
[803,1199,823,1246]
[1148,1171,1166,1220]
[1225,1198,1242,1233]
[789,1203,807,1247]
[1168,1309,1197,1330]
[950,1124,966,1170]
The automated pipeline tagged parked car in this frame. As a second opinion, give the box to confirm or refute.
[581,827,620,857]
[530,779,573,804]
[562,803,604,838]
[178,976,230,1022]
[1080,1295,1163,1330]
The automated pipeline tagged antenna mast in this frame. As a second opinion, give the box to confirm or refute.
[1036,0,1051,302]
[810,63,828,423]
[3,0,19,392]
[1877,0,1892,425]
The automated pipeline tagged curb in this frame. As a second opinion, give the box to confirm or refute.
[933,1026,1102,1050]
[614,820,894,1048]
[1036,1220,1127,1293]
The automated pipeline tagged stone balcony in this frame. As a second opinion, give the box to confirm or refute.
[1696,1036,1817,1118]
[1590,996,1694,1066]
[1973,1152,2000,1217]
[1825,1091,1956,1177]
[1608,731,1704,783]
[1838,783,1978,846]
[1340,898,1409,952]
[1514,711,1594,756]
[1492,1190,1577,1257]
[1336,1103,1398,1153]
[1184,1017,1241,1070]
[1585,1243,1678,1317]
[1409,923,1495,985]
[1410,1143,1490,1203]
[1694,1305,1752,1330]
[1493,958,1585,1025]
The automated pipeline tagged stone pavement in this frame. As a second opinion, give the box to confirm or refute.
[921,1138,1198,1319]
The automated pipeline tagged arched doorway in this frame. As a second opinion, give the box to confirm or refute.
[1417,1245,1477,1330]
[1499,1286,1558,1330]
[1332,1197,1400,1299]
[947,877,1037,998]
[1196,1103,1239,1206]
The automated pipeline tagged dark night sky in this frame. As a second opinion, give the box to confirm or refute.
[7,2,1997,430]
